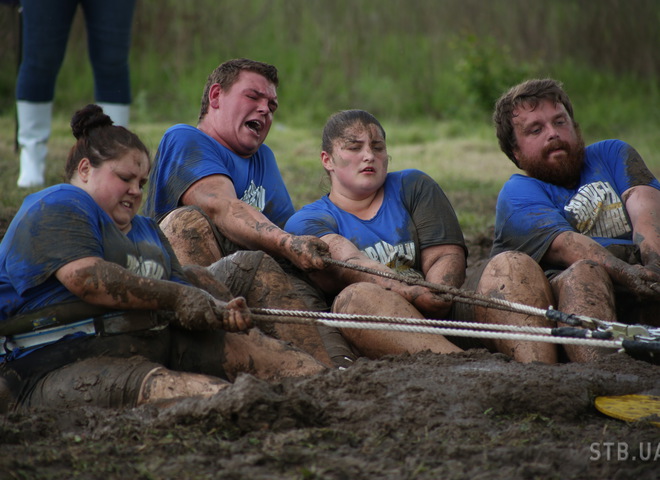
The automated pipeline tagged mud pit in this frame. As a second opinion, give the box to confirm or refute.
[1,351,658,479]
[1,213,659,479]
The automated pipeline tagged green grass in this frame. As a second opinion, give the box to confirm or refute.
[1,1,658,238]
[3,111,658,241]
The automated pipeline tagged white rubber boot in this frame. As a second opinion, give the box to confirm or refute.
[97,102,130,127]
[16,100,52,188]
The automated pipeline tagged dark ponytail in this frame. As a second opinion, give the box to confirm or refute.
[64,104,149,181]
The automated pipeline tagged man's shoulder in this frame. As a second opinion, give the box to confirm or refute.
[161,124,207,144]
[501,173,534,189]
[585,139,628,157]
[254,143,275,160]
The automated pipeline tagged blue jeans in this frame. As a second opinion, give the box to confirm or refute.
[16,0,136,103]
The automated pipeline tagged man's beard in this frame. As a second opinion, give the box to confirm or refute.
[520,133,586,188]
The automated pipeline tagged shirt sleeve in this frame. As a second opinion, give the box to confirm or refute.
[492,175,573,262]
[6,190,105,295]
[284,199,339,238]
[403,170,467,254]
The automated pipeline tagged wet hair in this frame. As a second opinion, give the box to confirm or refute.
[493,78,577,166]
[198,58,279,122]
[321,109,386,154]
[64,104,150,181]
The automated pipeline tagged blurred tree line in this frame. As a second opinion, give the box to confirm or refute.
[0,0,658,126]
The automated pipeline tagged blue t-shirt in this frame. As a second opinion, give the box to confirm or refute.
[492,140,660,265]
[285,169,465,275]
[143,124,295,227]
[0,184,187,321]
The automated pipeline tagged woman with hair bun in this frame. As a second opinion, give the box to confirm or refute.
[0,105,325,411]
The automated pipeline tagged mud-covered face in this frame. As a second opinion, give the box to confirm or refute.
[203,70,278,158]
[322,123,389,199]
[512,99,585,188]
[78,149,150,233]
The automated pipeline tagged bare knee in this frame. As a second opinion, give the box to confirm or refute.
[483,251,543,281]
[562,259,610,283]
[332,283,386,314]
[552,260,612,298]
[478,252,552,307]
[159,206,222,266]
[550,260,615,322]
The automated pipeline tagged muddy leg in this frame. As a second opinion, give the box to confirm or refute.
[182,264,233,301]
[476,252,558,364]
[550,260,616,362]
[137,367,230,406]
[221,329,327,381]
[22,356,228,409]
[159,207,223,267]
[317,325,358,368]
[333,282,462,358]
[244,255,334,366]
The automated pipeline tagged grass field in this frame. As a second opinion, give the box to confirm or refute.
[1,112,659,242]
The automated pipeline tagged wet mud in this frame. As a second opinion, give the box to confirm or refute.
[1,350,659,479]
[1,214,660,479]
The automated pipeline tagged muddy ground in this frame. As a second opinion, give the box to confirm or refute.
[1,209,659,480]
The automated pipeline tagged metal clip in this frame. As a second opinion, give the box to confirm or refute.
[601,323,652,342]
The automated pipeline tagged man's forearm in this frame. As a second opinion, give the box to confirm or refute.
[214,199,292,257]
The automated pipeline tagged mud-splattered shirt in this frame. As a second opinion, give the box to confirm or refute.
[492,140,660,267]
[0,185,187,320]
[143,124,295,227]
[284,169,466,276]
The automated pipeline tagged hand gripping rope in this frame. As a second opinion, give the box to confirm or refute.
[250,258,660,364]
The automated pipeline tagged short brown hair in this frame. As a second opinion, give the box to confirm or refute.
[493,78,576,165]
[198,58,279,122]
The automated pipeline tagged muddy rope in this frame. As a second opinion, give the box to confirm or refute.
[324,258,609,331]
[255,258,660,360]
[249,308,623,349]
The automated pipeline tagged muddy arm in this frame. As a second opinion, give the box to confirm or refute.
[624,185,660,272]
[543,231,660,298]
[181,174,329,271]
[55,256,251,331]
[309,233,452,316]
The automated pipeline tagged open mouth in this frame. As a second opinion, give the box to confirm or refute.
[361,166,376,173]
[121,201,132,209]
[245,120,263,134]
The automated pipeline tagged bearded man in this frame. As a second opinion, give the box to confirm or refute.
[491,78,660,362]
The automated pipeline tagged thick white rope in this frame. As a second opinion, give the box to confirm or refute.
[253,307,550,334]
[248,258,657,350]
[323,258,602,329]
[250,309,621,349]
[313,320,623,349]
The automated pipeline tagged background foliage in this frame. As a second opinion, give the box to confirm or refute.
[1,0,658,127]
[0,0,658,236]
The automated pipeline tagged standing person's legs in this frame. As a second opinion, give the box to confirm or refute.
[16,0,78,187]
[82,0,136,126]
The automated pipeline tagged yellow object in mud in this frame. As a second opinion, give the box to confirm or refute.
[595,394,660,427]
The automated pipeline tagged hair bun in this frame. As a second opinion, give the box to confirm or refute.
[70,104,114,139]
